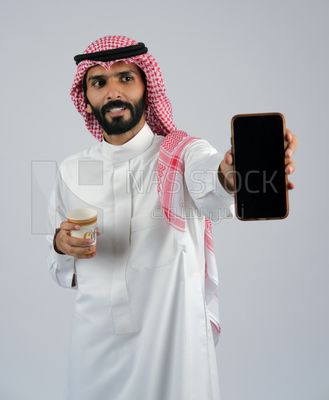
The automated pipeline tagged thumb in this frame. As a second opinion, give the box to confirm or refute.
[60,220,81,232]
[224,149,233,166]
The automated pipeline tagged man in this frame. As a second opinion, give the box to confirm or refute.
[47,36,296,400]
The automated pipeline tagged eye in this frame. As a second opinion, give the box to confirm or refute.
[120,75,134,83]
[91,79,106,88]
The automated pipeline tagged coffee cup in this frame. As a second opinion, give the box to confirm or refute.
[67,208,97,246]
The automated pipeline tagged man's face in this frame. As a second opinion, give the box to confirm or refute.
[84,61,146,136]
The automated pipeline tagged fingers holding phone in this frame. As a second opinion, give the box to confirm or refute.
[284,128,297,189]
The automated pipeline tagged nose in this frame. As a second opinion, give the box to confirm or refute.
[106,79,122,100]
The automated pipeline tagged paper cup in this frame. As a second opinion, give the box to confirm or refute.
[67,208,97,246]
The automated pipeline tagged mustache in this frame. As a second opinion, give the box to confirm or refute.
[101,100,133,115]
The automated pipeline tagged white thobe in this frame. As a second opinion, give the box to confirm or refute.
[47,123,233,400]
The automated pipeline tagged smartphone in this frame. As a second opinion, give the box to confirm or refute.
[231,112,289,221]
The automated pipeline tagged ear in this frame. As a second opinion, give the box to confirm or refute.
[85,103,92,114]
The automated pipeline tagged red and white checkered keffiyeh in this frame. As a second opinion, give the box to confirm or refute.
[70,36,221,341]
[70,35,176,141]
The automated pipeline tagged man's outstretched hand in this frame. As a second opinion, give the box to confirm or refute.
[218,128,298,193]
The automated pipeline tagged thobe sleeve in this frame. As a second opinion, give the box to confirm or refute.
[184,139,234,222]
[46,168,77,290]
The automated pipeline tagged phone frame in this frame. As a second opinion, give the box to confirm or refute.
[230,112,289,221]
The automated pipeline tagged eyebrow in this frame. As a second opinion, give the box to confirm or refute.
[87,70,138,82]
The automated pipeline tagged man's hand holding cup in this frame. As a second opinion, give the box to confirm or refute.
[54,208,98,259]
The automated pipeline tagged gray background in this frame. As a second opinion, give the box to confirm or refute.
[1,0,328,399]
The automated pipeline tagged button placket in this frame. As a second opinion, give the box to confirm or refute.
[110,160,138,334]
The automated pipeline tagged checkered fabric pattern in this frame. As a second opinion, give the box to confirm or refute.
[71,36,221,340]
[70,35,176,141]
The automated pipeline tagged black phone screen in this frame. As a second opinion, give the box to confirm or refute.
[232,113,288,220]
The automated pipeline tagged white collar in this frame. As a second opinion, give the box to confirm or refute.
[101,123,154,162]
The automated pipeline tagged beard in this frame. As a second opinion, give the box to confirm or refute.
[88,97,146,136]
